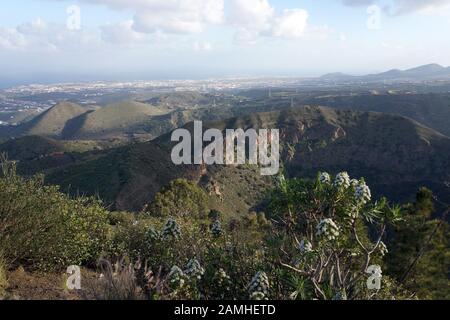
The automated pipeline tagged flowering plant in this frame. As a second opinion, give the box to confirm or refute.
[269,172,402,300]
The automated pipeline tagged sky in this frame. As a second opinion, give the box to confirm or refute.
[1,0,450,86]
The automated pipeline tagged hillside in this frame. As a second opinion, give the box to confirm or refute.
[369,64,450,81]
[13,102,90,138]
[0,135,127,176]
[70,100,172,140]
[33,106,450,212]
[43,142,199,210]
[0,136,65,161]
[320,63,450,82]
[142,91,218,107]
[201,106,450,204]
[7,91,296,142]
[268,107,450,203]
[8,100,175,141]
[125,98,298,140]
[301,93,450,137]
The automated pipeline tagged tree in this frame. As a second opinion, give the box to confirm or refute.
[385,188,450,299]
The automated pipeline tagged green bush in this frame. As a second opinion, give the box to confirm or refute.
[107,222,149,260]
[385,188,450,299]
[148,179,208,218]
[0,251,7,298]
[2,157,443,300]
[101,211,267,300]
[267,172,403,300]
[0,158,109,271]
[108,211,138,226]
[208,209,222,220]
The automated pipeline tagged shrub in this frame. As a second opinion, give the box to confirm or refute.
[148,179,208,218]
[268,172,403,300]
[108,211,137,226]
[0,157,109,271]
[208,210,222,220]
[0,251,7,298]
[107,222,148,260]
[385,188,450,299]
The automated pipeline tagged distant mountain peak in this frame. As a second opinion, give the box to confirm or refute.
[15,101,89,138]
[406,63,445,72]
[321,63,450,82]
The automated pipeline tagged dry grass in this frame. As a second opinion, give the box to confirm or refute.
[3,266,82,300]
[82,259,148,300]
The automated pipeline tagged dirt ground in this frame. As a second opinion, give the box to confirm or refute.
[2,266,95,300]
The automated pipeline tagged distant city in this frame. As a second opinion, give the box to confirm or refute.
[2,63,450,126]
[0,78,311,125]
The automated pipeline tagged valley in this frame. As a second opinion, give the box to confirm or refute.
[2,0,450,303]
[1,66,449,301]
[2,104,449,216]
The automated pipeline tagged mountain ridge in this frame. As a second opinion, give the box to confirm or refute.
[29,105,450,212]
[320,63,450,82]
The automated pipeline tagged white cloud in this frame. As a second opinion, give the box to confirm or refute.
[341,0,373,6]
[16,18,47,34]
[0,18,100,52]
[340,0,450,15]
[16,0,331,48]
[101,20,147,44]
[0,26,28,50]
[229,0,328,44]
[229,0,274,30]
[3,0,331,53]
[229,0,274,44]
[391,0,450,15]
[271,9,309,39]
[76,0,225,34]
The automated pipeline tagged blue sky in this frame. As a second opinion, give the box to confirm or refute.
[1,0,450,86]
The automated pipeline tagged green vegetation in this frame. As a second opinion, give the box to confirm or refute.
[0,156,109,271]
[73,101,172,140]
[6,91,295,143]
[37,106,450,212]
[307,93,450,137]
[2,106,447,222]
[11,100,174,141]
[15,102,90,138]
[265,172,404,299]
[149,179,208,217]
[0,135,119,161]
[201,164,273,219]
[0,251,7,297]
[385,188,450,299]
[0,156,448,299]
[1,101,449,300]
